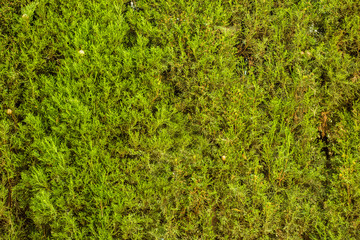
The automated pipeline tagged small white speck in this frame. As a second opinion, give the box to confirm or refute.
[79,50,85,56]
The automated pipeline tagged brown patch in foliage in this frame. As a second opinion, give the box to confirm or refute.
[318,111,330,139]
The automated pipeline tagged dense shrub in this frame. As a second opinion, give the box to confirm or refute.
[1,0,359,239]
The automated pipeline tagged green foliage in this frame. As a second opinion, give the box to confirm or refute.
[1,0,360,238]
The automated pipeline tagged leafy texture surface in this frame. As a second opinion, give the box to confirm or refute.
[1,0,360,239]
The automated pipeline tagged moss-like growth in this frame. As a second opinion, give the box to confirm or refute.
[1,0,360,238]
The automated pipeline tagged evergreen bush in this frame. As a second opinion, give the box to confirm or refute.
[1,0,360,238]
